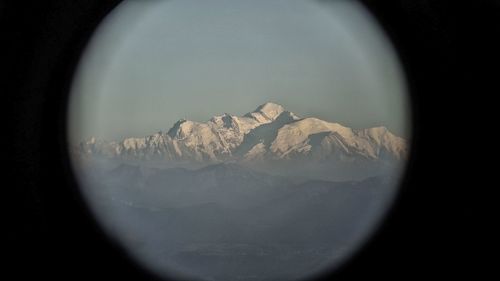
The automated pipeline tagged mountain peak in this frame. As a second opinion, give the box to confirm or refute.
[254,102,284,113]
[79,102,408,176]
[245,102,287,122]
[167,118,190,138]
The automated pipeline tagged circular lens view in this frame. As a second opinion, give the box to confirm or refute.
[68,0,411,280]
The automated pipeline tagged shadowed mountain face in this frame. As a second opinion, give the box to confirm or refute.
[76,103,407,181]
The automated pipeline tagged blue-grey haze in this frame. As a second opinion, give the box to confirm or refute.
[69,0,411,143]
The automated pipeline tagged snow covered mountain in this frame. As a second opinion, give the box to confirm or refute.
[76,102,407,180]
[74,103,408,281]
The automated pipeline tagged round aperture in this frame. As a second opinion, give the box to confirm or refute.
[68,0,411,280]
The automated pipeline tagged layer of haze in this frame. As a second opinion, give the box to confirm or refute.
[69,0,410,144]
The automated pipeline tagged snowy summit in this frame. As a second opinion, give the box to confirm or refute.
[77,102,407,179]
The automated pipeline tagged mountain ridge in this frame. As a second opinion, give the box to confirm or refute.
[76,102,407,180]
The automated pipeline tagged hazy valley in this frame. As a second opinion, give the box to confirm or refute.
[73,103,407,280]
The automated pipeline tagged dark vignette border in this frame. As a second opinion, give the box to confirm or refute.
[3,0,491,280]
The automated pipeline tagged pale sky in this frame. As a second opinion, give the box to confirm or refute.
[68,0,411,143]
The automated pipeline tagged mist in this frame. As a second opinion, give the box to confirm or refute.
[73,156,402,281]
[68,0,411,280]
